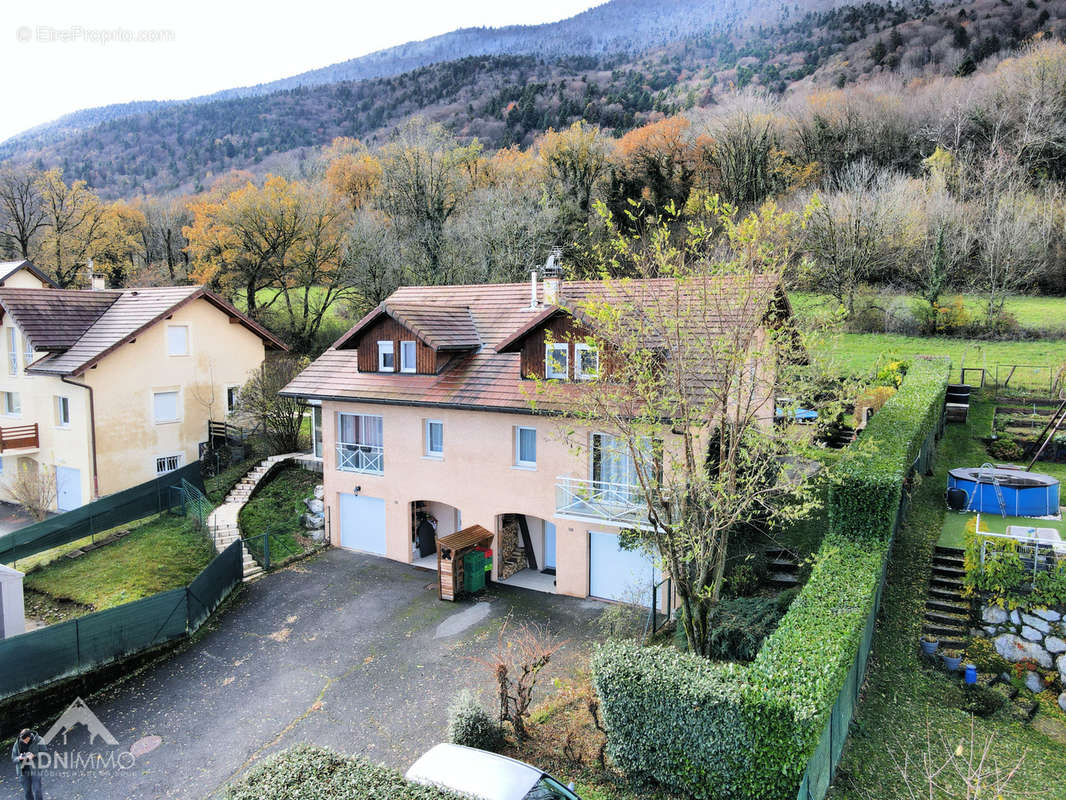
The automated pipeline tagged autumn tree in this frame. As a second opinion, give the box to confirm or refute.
[323,137,383,211]
[184,175,305,314]
[968,158,1056,328]
[377,119,482,283]
[800,161,918,314]
[235,356,310,454]
[542,197,818,655]
[608,116,696,223]
[537,121,613,221]
[0,166,47,260]
[267,183,353,352]
[92,201,149,287]
[36,169,109,287]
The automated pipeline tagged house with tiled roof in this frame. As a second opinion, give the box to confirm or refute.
[282,268,791,602]
[0,282,286,511]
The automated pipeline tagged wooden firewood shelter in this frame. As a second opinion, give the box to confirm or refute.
[437,524,494,601]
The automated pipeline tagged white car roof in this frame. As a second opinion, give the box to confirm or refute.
[405,743,543,800]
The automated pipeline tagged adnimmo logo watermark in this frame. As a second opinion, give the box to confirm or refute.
[15,25,176,45]
[22,697,160,776]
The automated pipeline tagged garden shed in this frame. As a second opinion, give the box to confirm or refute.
[437,525,494,601]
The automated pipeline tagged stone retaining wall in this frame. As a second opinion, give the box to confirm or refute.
[979,603,1066,710]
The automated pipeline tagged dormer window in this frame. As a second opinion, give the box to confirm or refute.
[575,343,599,380]
[377,341,394,372]
[546,343,569,380]
[400,340,416,373]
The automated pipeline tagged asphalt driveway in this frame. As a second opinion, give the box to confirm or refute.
[1,548,608,800]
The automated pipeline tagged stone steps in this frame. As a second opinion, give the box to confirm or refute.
[922,545,973,649]
[206,452,303,582]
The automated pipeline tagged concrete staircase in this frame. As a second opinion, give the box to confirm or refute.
[923,545,971,650]
[207,453,302,581]
[764,547,801,589]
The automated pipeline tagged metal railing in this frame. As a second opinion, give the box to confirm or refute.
[977,529,1066,578]
[0,422,38,451]
[242,528,304,571]
[555,475,651,529]
[336,443,384,474]
[170,478,215,539]
[644,577,673,641]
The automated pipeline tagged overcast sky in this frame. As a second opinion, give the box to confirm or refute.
[0,0,600,143]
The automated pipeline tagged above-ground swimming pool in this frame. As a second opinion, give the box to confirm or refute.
[947,467,1061,517]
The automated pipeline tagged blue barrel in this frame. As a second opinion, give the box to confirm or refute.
[964,663,977,685]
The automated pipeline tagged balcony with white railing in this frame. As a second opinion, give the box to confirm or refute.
[555,475,653,530]
[336,443,384,475]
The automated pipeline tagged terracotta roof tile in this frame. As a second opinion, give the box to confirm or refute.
[283,276,786,415]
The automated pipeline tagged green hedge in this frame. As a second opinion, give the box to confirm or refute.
[223,744,469,800]
[592,642,759,798]
[592,357,950,800]
[829,358,950,541]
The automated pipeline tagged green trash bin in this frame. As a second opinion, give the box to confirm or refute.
[463,550,486,593]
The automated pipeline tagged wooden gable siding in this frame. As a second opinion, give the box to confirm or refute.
[354,316,437,374]
[519,314,589,379]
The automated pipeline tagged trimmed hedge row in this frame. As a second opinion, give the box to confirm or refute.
[592,642,758,797]
[223,744,469,800]
[829,358,950,541]
[592,357,951,800]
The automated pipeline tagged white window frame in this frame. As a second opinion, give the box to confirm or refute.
[166,325,190,357]
[575,343,599,380]
[225,385,241,414]
[22,334,33,372]
[2,391,21,417]
[155,453,184,475]
[153,390,181,423]
[55,395,71,428]
[311,403,323,459]
[400,340,417,373]
[424,419,444,458]
[7,328,17,376]
[377,340,395,372]
[545,342,569,380]
[515,426,537,468]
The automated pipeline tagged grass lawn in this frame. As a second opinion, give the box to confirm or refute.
[808,331,1066,383]
[827,392,1066,799]
[939,511,1066,550]
[23,512,215,618]
[238,464,322,567]
[791,292,1066,335]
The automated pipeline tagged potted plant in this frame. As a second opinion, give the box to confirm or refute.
[941,648,963,671]
[920,635,939,656]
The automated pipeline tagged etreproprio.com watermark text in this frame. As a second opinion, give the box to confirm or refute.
[16,25,176,45]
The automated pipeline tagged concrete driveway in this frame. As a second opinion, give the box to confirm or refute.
[1,548,608,800]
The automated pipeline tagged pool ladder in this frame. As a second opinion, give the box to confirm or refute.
[968,462,1007,517]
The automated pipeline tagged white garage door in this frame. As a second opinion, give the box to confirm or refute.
[339,494,387,555]
[588,530,656,606]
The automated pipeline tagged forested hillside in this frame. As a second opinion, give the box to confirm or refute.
[5,0,1065,198]
[0,0,789,157]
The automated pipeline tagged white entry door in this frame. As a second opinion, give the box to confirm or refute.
[588,530,656,606]
[339,494,387,555]
[55,467,82,512]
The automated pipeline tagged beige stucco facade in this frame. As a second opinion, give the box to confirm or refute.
[319,399,637,599]
[0,296,268,510]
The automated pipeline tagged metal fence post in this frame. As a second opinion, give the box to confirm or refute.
[264,534,270,571]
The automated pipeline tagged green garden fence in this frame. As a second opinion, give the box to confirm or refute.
[0,540,242,701]
[0,462,206,564]
[795,411,943,800]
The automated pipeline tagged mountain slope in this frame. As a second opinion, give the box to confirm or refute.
[5,0,1063,199]
[1,0,787,154]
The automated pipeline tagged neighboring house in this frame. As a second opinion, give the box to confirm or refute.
[0,260,59,290]
[0,282,286,512]
[282,271,792,604]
